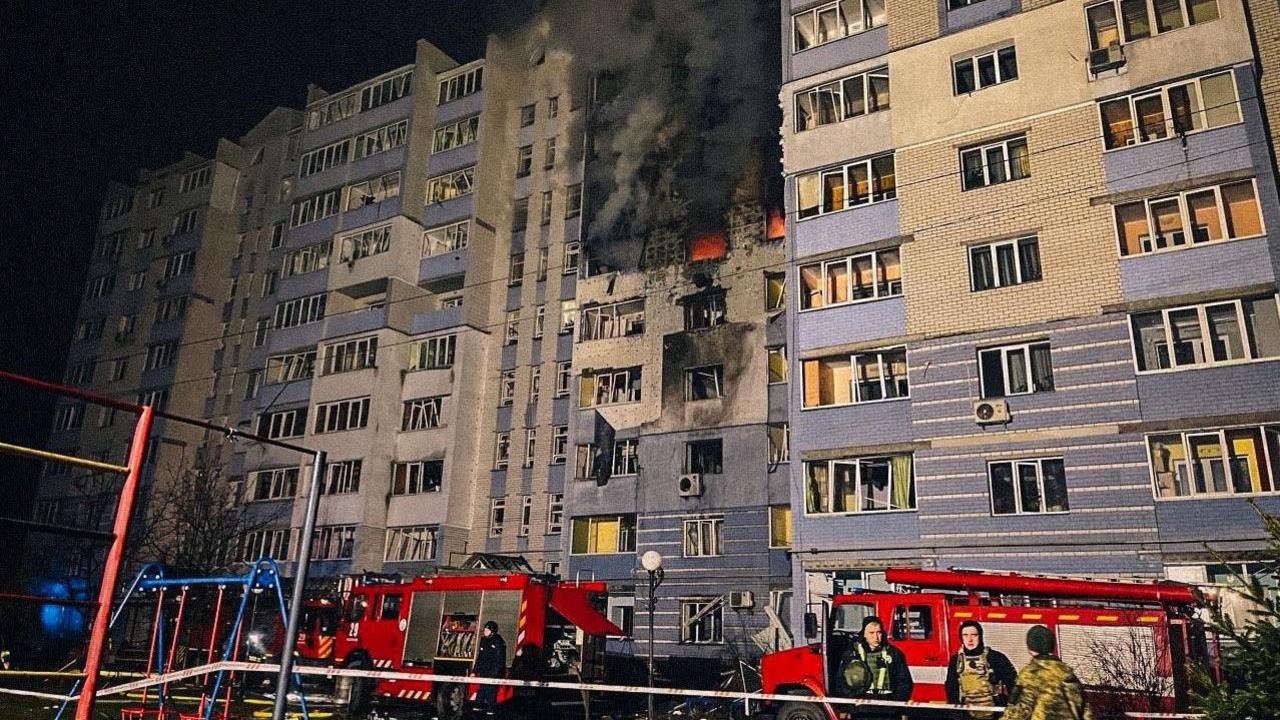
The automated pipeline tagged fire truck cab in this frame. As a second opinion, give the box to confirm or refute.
[760,568,1215,720]
[327,566,622,717]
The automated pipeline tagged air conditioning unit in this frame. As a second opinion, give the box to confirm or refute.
[677,473,703,497]
[973,399,1011,425]
[729,591,755,609]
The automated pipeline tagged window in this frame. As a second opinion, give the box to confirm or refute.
[1086,0,1219,49]
[353,120,409,160]
[311,525,356,560]
[536,248,549,281]
[1148,425,1280,498]
[566,184,583,218]
[539,191,554,225]
[518,104,537,128]
[179,165,212,193]
[104,193,132,219]
[560,300,578,335]
[299,139,351,177]
[153,296,187,324]
[769,423,791,464]
[563,241,581,274]
[258,408,307,439]
[555,361,572,397]
[979,341,1054,397]
[516,145,533,178]
[570,515,636,554]
[547,493,564,534]
[282,241,332,277]
[1131,296,1280,371]
[495,432,511,469]
[86,275,115,300]
[953,46,1018,94]
[794,67,889,131]
[53,404,85,432]
[305,93,357,130]
[362,69,413,111]
[684,292,727,330]
[402,396,446,431]
[314,397,371,434]
[261,270,278,297]
[98,232,126,261]
[345,172,401,210]
[322,336,377,374]
[769,505,793,547]
[423,221,469,256]
[66,360,96,385]
[266,349,316,384]
[551,426,569,464]
[579,299,645,341]
[510,198,530,232]
[242,528,291,563]
[579,367,642,407]
[489,498,506,537]
[768,346,789,384]
[802,347,909,407]
[273,293,327,329]
[385,526,438,562]
[269,223,284,249]
[685,439,724,475]
[530,365,541,401]
[408,334,456,370]
[290,189,340,227]
[969,236,1042,291]
[805,455,916,514]
[612,438,640,476]
[145,341,178,370]
[499,370,516,406]
[523,429,538,467]
[766,273,787,312]
[138,387,170,411]
[138,228,157,249]
[250,467,299,501]
[169,208,199,237]
[425,166,475,203]
[509,253,525,286]
[549,96,559,118]
[1114,179,1263,255]
[989,458,1069,514]
[544,137,557,169]
[108,358,128,381]
[798,248,901,309]
[323,459,362,495]
[438,66,483,103]
[432,115,480,153]
[680,599,725,644]
[163,250,196,278]
[253,319,270,348]
[147,188,165,208]
[682,517,724,557]
[792,0,886,52]
[1101,71,1238,150]
[76,317,105,342]
[392,460,444,494]
[115,314,137,342]
[961,136,1030,190]
[441,295,463,309]
[796,153,896,219]
[518,496,534,537]
[685,365,725,401]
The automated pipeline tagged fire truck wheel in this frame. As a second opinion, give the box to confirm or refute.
[776,701,823,720]
[435,682,467,720]
[345,658,374,715]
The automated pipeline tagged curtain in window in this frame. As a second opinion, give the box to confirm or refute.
[890,455,913,510]
[1030,344,1054,391]
[1017,237,1041,281]
[970,247,995,290]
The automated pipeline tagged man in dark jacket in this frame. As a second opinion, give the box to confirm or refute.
[473,620,507,715]
[944,620,1017,719]
[838,615,914,720]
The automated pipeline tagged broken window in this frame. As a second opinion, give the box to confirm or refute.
[580,299,646,341]
[400,396,444,431]
[613,438,639,475]
[805,455,915,514]
[516,145,533,178]
[989,458,1069,515]
[682,517,723,557]
[499,370,516,406]
[300,139,351,177]
[494,433,511,469]
[685,365,726,401]
[768,423,791,464]
[684,292,727,330]
[679,598,724,644]
[425,166,475,203]
[791,0,886,52]
[579,367,642,408]
[423,220,469,256]
[768,346,789,384]
[344,172,400,210]
[1149,426,1280,498]
[1131,296,1280,371]
[432,115,480,153]
[794,67,889,131]
[979,341,1054,397]
[685,439,724,474]
[384,525,437,562]
[570,515,636,554]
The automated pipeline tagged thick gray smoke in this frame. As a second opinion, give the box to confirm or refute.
[502,0,781,241]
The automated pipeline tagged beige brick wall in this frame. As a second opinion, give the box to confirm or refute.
[1249,0,1280,173]
[888,0,942,49]
[898,106,1121,338]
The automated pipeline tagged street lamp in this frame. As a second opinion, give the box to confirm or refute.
[641,550,665,720]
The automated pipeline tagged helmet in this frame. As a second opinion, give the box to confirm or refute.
[841,657,872,695]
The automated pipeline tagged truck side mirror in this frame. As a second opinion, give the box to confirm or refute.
[803,612,819,640]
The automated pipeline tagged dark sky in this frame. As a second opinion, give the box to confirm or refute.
[0,0,504,521]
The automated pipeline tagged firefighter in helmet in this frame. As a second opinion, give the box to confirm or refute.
[1002,625,1095,720]
[838,615,914,719]
[944,620,1016,719]
[473,620,507,716]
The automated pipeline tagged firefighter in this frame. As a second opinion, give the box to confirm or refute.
[473,620,507,716]
[944,620,1016,719]
[1002,625,1094,720]
[838,616,913,719]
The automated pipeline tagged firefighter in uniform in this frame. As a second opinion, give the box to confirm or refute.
[944,620,1016,719]
[473,620,507,716]
[1002,626,1095,720]
[838,616,914,720]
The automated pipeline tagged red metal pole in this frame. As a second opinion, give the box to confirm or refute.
[206,586,225,666]
[141,588,166,707]
[76,405,154,720]
[161,586,189,698]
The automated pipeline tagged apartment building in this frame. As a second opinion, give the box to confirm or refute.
[781,0,1280,625]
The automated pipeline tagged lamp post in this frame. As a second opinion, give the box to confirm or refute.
[641,550,665,720]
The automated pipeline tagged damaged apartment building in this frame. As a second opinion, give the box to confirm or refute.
[41,28,795,665]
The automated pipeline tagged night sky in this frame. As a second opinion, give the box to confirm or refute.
[0,0,506,529]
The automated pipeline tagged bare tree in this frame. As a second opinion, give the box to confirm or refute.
[1084,619,1172,719]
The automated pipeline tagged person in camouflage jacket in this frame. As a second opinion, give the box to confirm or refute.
[1001,626,1095,720]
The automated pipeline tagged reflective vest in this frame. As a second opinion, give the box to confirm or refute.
[858,644,893,695]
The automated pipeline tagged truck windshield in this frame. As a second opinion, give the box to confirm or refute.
[347,595,368,622]
[831,602,875,635]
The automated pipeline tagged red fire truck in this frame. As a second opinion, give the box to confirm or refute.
[317,565,624,717]
[760,567,1216,720]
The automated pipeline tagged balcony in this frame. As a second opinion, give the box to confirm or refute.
[1088,43,1127,76]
